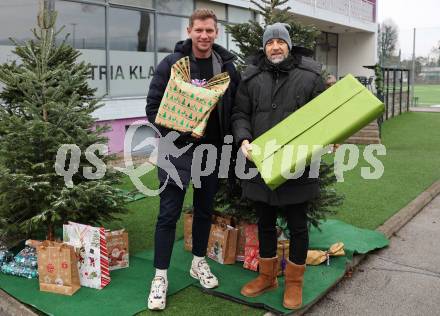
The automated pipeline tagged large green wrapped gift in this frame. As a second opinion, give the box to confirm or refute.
[249,74,384,190]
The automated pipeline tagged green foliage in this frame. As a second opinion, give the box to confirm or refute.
[0,10,127,243]
[225,0,320,69]
[374,63,384,98]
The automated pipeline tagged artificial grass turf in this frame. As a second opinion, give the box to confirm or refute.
[108,112,439,315]
[413,84,440,106]
[326,112,440,229]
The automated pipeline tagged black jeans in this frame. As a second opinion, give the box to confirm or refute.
[255,201,309,265]
[153,168,219,270]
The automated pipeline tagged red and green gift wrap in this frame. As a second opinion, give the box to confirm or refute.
[243,224,259,271]
[250,74,385,190]
[155,56,230,137]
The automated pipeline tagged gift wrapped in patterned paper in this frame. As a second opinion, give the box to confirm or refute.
[1,261,38,279]
[155,56,230,137]
[0,247,13,265]
[14,246,38,268]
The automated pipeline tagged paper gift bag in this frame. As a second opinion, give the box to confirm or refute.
[63,222,110,289]
[243,224,259,271]
[250,74,385,190]
[105,229,129,271]
[155,56,230,137]
[207,223,238,264]
[235,221,248,262]
[183,212,233,252]
[36,241,80,296]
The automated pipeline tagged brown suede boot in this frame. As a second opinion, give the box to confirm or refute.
[283,259,306,309]
[240,257,278,297]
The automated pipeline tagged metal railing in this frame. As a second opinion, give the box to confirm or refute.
[294,0,376,23]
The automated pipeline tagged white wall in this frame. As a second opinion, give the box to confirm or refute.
[338,31,377,78]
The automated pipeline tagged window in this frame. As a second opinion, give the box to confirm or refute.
[0,0,40,46]
[195,0,226,20]
[54,1,106,96]
[216,22,227,49]
[228,5,252,23]
[109,0,153,9]
[0,0,40,92]
[109,7,155,97]
[109,8,154,52]
[157,14,189,54]
[156,0,193,16]
[55,1,106,49]
[315,32,338,77]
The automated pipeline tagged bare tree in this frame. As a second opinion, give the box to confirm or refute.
[429,40,440,66]
[378,18,399,66]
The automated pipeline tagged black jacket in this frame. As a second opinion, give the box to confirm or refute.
[146,39,240,144]
[145,39,240,187]
[231,52,326,206]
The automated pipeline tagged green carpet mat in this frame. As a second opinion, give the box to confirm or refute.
[193,219,389,315]
[0,220,388,315]
[0,255,194,316]
[119,189,146,203]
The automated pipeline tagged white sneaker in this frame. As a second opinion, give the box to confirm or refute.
[190,258,219,289]
[147,276,168,310]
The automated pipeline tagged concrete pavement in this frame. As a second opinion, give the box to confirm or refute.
[410,106,440,113]
[305,194,440,316]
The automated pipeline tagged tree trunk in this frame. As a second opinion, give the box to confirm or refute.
[47,224,54,241]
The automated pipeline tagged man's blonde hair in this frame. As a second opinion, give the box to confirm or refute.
[189,8,218,27]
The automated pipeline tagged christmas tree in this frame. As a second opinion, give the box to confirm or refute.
[215,0,343,227]
[225,0,321,70]
[0,10,126,243]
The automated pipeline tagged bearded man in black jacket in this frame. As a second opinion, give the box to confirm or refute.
[232,23,325,309]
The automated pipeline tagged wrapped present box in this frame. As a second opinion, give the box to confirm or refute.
[0,248,13,265]
[250,74,385,190]
[243,224,259,271]
[155,56,230,137]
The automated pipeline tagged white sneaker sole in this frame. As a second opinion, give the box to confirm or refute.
[190,268,218,289]
[148,297,166,311]
[148,303,165,311]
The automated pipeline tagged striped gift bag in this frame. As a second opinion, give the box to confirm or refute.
[63,222,111,289]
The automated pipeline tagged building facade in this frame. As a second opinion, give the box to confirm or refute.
[0,0,378,154]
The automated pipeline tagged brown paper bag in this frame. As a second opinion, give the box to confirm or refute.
[207,223,238,264]
[105,229,129,271]
[183,212,232,252]
[37,241,80,296]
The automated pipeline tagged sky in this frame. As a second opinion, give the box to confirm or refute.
[377,0,440,59]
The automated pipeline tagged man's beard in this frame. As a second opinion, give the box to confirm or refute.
[268,54,287,64]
